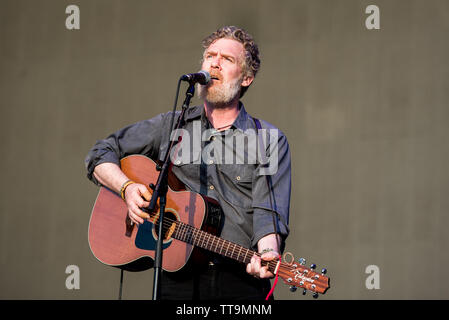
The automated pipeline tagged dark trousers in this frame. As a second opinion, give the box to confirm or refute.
[160,261,273,300]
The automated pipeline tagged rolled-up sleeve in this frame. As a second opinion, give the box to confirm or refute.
[84,112,171,185]
[251,130,291,248]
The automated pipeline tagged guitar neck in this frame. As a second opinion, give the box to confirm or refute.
[171,220,277,271]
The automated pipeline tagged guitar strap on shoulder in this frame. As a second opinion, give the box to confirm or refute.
[252,117,283,254]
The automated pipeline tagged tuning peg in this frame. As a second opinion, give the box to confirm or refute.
[298,258,306,265]
[302,289,307,295]
[321,268,327,275]
[310,263,316,270]
[313,293,319,299]
[289,286,297,292]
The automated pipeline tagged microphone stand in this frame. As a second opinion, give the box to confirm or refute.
[149,81,196,300]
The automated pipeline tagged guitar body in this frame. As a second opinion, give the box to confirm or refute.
[88,155,222,272]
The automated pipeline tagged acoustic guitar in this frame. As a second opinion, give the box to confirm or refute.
[88,155,330,296]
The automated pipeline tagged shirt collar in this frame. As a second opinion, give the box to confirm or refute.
[232,101,249,132]
[184,105,203,121]
[184,102,249,132]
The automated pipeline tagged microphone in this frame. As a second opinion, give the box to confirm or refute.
[180,70,211,85]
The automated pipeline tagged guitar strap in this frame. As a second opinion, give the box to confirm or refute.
[252,117,283,254]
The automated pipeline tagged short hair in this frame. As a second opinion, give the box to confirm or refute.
[202,26,261,97]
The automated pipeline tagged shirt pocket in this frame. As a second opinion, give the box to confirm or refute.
[169,142,202,166]
[216,164,254,208]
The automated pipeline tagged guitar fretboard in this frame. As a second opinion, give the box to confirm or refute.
[170,220,277,272]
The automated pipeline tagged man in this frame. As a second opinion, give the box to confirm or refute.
[85,26,291,300]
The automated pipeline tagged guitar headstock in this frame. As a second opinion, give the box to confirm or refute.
[276,257,330,298]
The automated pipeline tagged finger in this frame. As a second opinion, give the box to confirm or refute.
[136,184,151,201]
[140,201,150,209]
[246,262,252,275]
[251,255,261,276]
[137,210,150,219]
[141,189,152,201]
[130,202,150,219]
[259,266,274,279]
[135,197,149,209]
[247,256,257,275]
[129,210,144,225]
[128,206,147,224]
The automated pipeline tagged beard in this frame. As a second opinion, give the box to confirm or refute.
[197,75,242,108]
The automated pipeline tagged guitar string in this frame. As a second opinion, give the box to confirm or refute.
[147,215,326,288]
[151,215,276,267]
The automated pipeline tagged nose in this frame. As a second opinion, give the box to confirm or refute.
[210,54,221,69]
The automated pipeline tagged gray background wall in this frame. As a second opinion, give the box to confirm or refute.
[1,0,448,299]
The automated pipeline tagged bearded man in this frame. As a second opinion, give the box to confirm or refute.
[85,26,291,300]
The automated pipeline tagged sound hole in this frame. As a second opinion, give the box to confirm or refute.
[153,210,177,242]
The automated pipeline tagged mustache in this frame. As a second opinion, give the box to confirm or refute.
[209,71,222,81]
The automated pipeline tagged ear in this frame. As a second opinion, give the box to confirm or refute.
[241,75,254,88]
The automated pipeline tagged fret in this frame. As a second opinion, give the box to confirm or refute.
[190,227,196,245]
[226,242,232,258]
[198,229,205,248]
[190,226,196,244]
[207,234,213,250]
[209,234,215,251]
[203,233,209,249]
[172,220,256,265]
[198,230,204,247]
[214,235,219,253]
[204,232,210,250]
[200,229,206,248]
[237,246,242,263]
[173,221,181,240]
[181,223,188,243]
[224,242,229,257]
[192,227,199,246]
[182,223,188,243]
[204,233,211,251]
[182,223,189,243]
[243,248,249,263]
[196,231,202,248]
[207,233,213,251]
[195,228,202,246]
[189,226,195,244]
[209,234,215,252]
[201,232,207,247]
[175,221,183,241]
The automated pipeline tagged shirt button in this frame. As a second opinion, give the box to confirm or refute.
[209,185,215,190]
[208,160,214,164]
[174,160,181,165]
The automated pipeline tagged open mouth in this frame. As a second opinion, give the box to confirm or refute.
[210,74,221,81]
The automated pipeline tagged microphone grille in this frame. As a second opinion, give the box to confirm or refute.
[199,70,211,84]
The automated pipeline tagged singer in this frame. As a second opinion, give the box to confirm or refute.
[85,26,291,300]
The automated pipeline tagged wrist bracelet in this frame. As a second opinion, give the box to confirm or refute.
[120,180,135,200]
[260,248,275,255]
